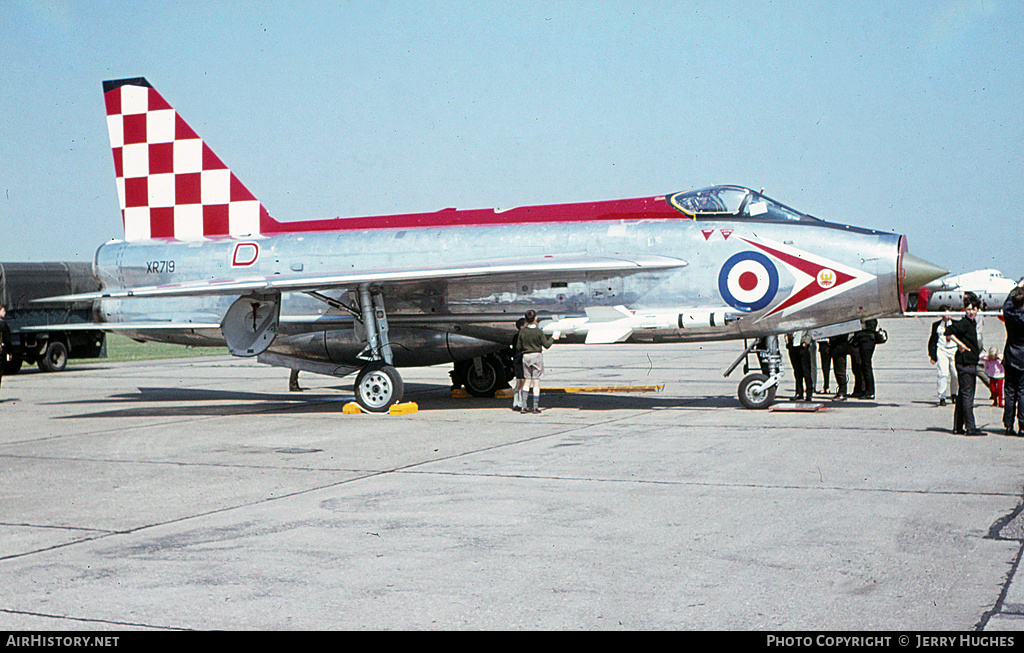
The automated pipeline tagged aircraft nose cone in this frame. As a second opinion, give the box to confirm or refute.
[902,253,948,292]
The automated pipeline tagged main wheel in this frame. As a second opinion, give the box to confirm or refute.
[353,363,404,412]
[38,341,68,373]
[738,372,776,410]
[462,355,503,397]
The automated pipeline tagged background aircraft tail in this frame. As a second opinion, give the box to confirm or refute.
[103,77,270,241]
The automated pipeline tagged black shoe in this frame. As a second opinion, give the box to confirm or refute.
[965,429,985,436]
[1004,428,1017,436]
[953,429,965,435]
[861,394,874,400]
[939,398,946,406]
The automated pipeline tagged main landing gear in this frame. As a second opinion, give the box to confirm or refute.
[320,285,403,413]
[450,352,512,397]
[305,287,512,411]
[305,285,405,412]
[352,286,405,412]
[725,336,783,410]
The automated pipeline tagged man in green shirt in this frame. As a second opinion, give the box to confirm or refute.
[515,309,556,413]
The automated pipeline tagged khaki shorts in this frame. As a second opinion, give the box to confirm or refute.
[522,352,544,380]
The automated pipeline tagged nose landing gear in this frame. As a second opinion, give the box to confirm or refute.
[726,336,782,410]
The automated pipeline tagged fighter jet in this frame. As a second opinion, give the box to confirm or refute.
[44,77,946,411]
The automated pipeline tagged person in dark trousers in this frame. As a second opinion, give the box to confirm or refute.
[786,331,813,401]
[515,310,555,413]
[849,337,864,397]
[829,333,852,400]
[850,320,878,400]
[510,317,527,411]
[1002,285,1024,435]
[946,292,983,435]
[818,338,831,395]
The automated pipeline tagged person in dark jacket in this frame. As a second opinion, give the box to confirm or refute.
[1003,285,1024,435]
[946,292,983,435]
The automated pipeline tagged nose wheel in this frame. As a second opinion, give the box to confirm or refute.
[726,336,782,409]
[738,372,777,410]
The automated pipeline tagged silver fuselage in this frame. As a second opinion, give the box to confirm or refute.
[93,215,903,369]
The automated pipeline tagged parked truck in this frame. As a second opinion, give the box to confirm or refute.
[1,262,105,373]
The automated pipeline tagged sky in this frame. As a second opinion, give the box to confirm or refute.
[2,0,1022,279]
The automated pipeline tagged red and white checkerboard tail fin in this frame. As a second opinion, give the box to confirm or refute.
[103,77,271,241]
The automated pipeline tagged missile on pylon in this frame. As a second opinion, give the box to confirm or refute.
[543,305,742,344]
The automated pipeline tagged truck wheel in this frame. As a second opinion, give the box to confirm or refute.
[38,341,68,373]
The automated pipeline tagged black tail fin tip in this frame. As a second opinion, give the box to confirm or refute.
[102,77,152,94]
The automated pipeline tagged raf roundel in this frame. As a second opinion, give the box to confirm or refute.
[718,251,779,312]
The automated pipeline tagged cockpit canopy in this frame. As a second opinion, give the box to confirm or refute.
[668,185,816,222]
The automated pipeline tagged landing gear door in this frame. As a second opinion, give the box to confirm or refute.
[221,293,281,356]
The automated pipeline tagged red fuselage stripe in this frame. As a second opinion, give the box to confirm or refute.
[258,197,681,234]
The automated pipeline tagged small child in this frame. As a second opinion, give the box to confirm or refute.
[982,347,1005,407]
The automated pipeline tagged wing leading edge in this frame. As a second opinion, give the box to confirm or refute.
[36,254,687,303]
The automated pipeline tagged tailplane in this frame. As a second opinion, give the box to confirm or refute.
[103,77,270,241]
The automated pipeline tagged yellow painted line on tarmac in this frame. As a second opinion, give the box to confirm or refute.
[453,385,664,400]
[541,384,665,394]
